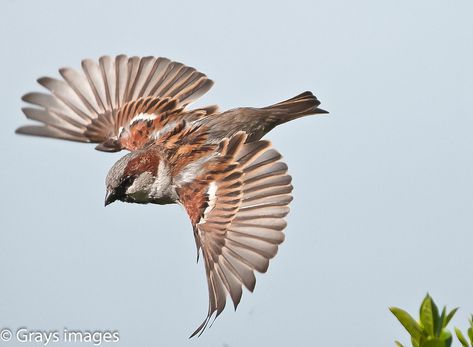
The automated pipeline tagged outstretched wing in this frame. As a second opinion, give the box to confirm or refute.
[16,55,215,152]
[177,132,293,337]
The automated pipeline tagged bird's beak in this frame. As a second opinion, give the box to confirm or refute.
[104,189,117,207]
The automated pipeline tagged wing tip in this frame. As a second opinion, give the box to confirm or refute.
[15,126,29,135]
[189,313,214,338]
[15,125,45,136]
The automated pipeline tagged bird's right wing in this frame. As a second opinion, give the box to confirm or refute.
[16,55,215,152]
[177,132,293,337]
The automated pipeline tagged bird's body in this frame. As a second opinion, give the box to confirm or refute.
[16,55,327,336]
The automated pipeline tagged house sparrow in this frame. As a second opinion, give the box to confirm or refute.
[16,55,327,336]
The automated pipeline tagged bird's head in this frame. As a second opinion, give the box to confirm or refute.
[104,149,172,206]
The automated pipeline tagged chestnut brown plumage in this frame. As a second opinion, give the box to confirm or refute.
[16,55,328,337]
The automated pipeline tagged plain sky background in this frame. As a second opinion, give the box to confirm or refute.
[1,1,472,346]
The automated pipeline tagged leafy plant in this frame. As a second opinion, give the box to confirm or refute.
[455,315,473,347]
[390,294,458,347]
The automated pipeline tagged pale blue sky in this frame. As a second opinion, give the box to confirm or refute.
[1,1,472,346]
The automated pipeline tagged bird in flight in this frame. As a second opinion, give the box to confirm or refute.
[16,55,327,336]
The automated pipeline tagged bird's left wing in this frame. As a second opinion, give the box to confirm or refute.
[16,55,215,152]
[177,132,293,337]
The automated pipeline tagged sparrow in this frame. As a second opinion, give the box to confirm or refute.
[16,55,327,336]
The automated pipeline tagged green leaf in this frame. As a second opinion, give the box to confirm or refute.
[445,307,459,327]
[395,341,405,347]
[422,338,449,347]
[420,295,440,337]
[391,306,423,342]
[455,328,470,347]
[468,315,473,344]
[412,337,420,347]
[439,329,453,347]
[438,307,447,336]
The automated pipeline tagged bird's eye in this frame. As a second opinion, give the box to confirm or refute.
[112,175,136,200]
[120,176,135,190]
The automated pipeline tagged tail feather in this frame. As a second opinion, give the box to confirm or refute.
[262,91,328,123]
